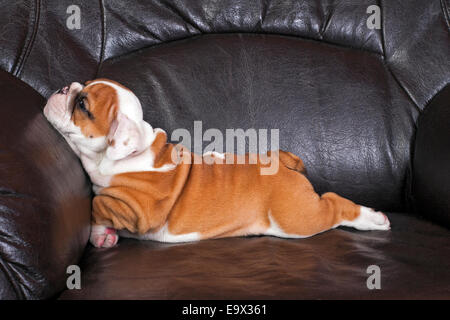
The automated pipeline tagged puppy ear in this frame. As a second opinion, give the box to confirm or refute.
[105,112,141,160]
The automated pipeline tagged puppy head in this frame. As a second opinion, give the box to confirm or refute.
[44,78,147,160]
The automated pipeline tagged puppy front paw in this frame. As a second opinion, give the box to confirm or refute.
[90,225,119,248]
[341,207,391,231]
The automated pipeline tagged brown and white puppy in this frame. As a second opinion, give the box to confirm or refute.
[44,79,390,248]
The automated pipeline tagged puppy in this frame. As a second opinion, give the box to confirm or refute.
[44,79,390,248]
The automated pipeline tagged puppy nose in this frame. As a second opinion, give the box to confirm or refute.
[56,86,69,95]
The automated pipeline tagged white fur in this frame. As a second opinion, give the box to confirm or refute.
[203,151,226,159]
[264,213,304,238]
[340,206,390,230]
[44,80,176,194]
[86,80,143,123]
[118,224,200,243]
[264,211,329,239]
[264,206,389,239]
[98,127,175,177]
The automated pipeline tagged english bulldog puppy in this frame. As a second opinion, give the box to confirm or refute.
[43,79,390,248]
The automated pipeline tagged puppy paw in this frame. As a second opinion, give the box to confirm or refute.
[90,225,119,248]
[341,207,390,231]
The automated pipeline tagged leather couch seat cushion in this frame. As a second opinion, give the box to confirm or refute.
[59,212,450,299]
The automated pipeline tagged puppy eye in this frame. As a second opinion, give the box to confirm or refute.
[77,97,94,119]
[78,98,87,111]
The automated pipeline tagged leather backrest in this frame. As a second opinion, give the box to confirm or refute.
[2,0,448,106]
[99,33,417,211]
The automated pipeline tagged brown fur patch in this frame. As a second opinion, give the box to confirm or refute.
[85,78,133,92]
[72,82,119,138]
[92,137,362,239]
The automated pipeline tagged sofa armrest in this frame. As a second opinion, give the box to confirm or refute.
[412,84,450,228]
[0,70,92,299]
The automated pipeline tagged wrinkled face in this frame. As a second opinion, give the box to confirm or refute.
[44,79,146,160]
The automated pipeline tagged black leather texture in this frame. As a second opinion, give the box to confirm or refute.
[0,0,448,299]
[99,33,418,212]
[383,0,450,108]
[0,0,102,97]
[413,85,450,228]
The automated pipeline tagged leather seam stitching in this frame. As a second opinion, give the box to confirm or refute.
[100,32,384,66]
[378,1,420,113]
[96,0,106,77]
[384,63,421,113]
[13,0,40,77]
[0,255,25,299]
[159,1,201,33]
[379,0,386,60]
[441,0,450,31]
[10,0,35,76]
[318,6,333,39]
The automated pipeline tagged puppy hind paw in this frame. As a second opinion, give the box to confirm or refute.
[341,207,391,231]
[90,225,119,248]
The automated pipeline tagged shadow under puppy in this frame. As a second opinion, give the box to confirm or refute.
[43,79,390,248]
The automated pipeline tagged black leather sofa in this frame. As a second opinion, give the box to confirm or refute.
[0,0,449,299]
